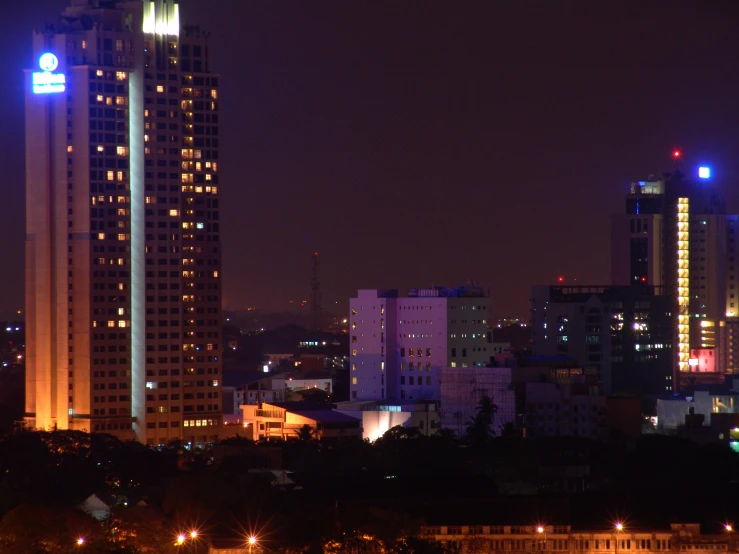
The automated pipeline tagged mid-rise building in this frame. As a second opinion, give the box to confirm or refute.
[531,285,672,395]
[439,366,515,437]
[25,0,222,445]
[349,287,492,402]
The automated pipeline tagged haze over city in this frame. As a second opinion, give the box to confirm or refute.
[4,0,739,319]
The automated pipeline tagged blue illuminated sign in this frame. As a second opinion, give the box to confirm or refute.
[32,53,65,94]
[698,166,711,179]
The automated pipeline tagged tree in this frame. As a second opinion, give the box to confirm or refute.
[294,424,318,442]
[465,395,498,447]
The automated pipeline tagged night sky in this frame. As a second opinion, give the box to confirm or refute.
[3,0,739,320]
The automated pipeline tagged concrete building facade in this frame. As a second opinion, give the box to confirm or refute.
[25,0,222,445]
[350,287,492,402]
[439,366,515,437]
[531,285,672,395]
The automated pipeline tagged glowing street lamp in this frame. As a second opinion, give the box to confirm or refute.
[615,523,624,532]
[248,536,257,545]
[190,530,198,539]
[176,534,186,546]
[725,524,733,533]
[76,537,85,546]
[536,525,547,551]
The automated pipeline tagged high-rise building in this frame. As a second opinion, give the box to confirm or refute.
[25,0,222,445]
[610,162,738,390]
[349,287,492,402]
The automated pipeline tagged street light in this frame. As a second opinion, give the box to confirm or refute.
[536,525,547,551]
[76,537,85,546]
[176,534,186,546]
[725,524,733,533]
[190,530,199,539]
[248,536,257,545]
[615,523,624,554]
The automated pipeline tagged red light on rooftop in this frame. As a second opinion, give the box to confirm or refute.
[313,251,318,256]
[641,277,647,283]
[557,276,564,283]
[673,150,681,158]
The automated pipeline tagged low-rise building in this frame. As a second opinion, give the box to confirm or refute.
[424,523,731,554]
[239,402,361,441]
[335,400,440,441]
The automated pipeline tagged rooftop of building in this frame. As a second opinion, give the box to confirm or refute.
[356,285,490,300]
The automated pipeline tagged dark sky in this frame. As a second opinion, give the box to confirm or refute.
[4,1,739,320]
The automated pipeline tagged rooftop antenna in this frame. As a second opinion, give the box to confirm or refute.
[672,149,682,172]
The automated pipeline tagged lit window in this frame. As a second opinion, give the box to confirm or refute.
[117,171,123,181]
[156,85,164,93]
[82,40,87,49]
[116,71,127,81]
[97,145,104,152]
[107,171,114,181]
[116,146,128,156]
[352,377,357,385]
[118,308,125,315]
[96,94,103,103]
[146,382,155,389]
[107,321,115,328]
[169,209,179,217]
[213,271,219,278]
[96,69,103,77]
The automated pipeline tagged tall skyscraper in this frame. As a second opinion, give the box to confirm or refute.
[349,287,492,402]
[25,0,222,445]
[610,160,738,390]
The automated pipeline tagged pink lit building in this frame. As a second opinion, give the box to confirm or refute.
[349,287,491,402]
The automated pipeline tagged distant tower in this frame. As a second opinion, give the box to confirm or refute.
[311,252,323,330]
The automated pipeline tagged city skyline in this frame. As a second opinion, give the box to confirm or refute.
[5,0,739,320]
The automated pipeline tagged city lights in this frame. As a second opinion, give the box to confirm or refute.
[249,536,257,545]
[76,537,85,546]
[698,166,711,179]
[615,522,624,531]
[176,534,186,545]
[677,197,690,373]
[190,530,198,539]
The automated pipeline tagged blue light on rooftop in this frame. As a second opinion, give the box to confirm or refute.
[698,166,711,179]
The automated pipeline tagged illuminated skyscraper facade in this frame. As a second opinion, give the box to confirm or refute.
[610,166,738,391]
[25,0,222,445]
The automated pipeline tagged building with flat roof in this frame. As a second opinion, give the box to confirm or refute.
[349,287,492,402]
[439,366,514,437]
[531,285,671,395]
[25,0,222,445]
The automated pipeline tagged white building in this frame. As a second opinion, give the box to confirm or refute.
[350,287,492,402]
[439,366,515,437]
